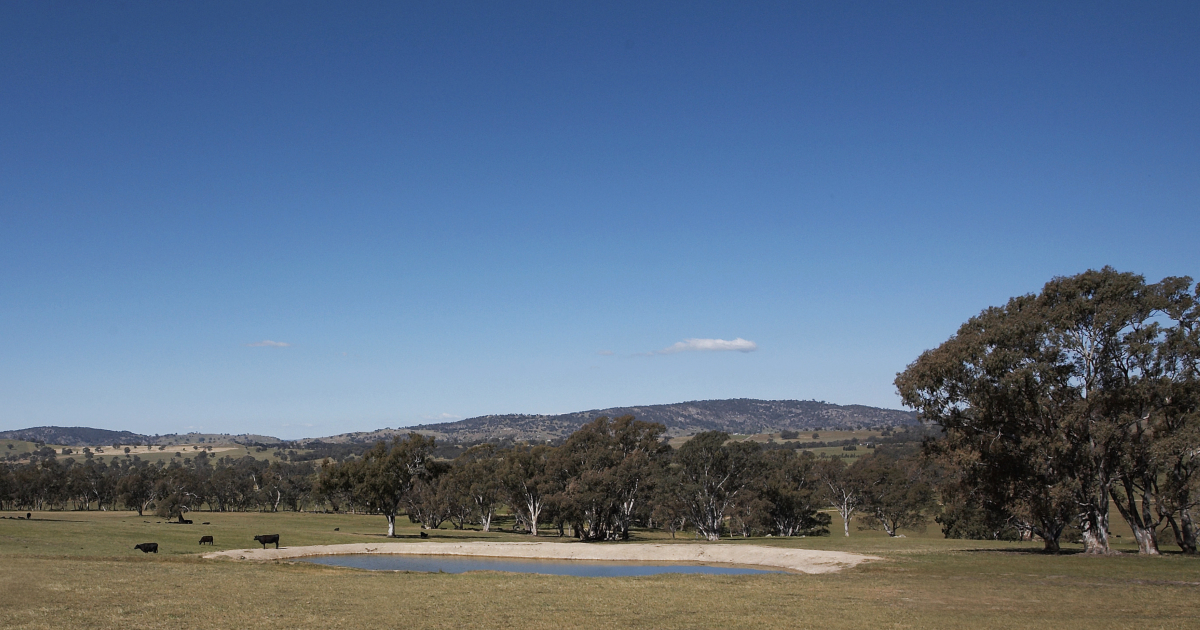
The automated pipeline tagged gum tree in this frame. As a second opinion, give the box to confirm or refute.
[669,431,761,541]
[897,268,1198,554]
[321,433,435,537]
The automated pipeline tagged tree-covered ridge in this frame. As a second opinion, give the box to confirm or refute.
[400,398,918,443]
[0,399,917,448]
[0,427,150,447]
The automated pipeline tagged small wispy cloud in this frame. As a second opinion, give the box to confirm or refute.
[650,337,758,355]
[246,340,291,347]
[423,413,462,421]
[596,350,615,356]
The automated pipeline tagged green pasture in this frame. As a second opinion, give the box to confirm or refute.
[2,441,41,458]
[0,510,1195,629]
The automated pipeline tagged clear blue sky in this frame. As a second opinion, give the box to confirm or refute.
[2,2,1197,439]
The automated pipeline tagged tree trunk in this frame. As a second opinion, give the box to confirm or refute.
[1080,503,1114,555]
[385,513,396,537]
[1167,509,1197,554]
[526,497,542,536]
[1114,478,1161,555]
[839,503,854,536]
[1079,481,1115,555]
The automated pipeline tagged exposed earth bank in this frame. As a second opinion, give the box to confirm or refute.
[204,541,878,574]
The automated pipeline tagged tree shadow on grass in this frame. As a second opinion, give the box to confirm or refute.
[960,547,1086,556]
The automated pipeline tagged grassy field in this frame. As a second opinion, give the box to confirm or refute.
[2,440,290,465]
[1,510,1196,629]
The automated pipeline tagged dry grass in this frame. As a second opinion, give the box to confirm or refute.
[2,441,294,466]
[1,510,1197,629]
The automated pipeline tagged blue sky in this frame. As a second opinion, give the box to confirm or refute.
[2,2,1197,439]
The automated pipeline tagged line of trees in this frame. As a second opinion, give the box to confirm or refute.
[0,450,319,520]
[312,416,941,541]
[0,416,940,542]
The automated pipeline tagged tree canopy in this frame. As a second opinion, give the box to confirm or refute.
[897,267,1200,554]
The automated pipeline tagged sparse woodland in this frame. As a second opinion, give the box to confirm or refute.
[1,268,1196,554]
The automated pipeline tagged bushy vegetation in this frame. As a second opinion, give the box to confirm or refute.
[0,417,931,541]
[897,268,1200,555]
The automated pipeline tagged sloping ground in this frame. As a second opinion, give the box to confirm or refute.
[390,398,919,443]
[204,541,878,574]
[0,426,149,446]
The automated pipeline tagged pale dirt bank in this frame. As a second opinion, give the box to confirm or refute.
[204,541,878,574]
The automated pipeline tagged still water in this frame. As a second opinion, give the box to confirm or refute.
[301,554,781,576]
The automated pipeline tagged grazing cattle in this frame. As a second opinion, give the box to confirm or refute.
[134,543,159,553]
[199,536,214,545]
[253,534,280,549]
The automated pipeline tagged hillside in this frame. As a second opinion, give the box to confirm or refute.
[0,426,149,447]
[1,399,919,448]
[391,398,918,444]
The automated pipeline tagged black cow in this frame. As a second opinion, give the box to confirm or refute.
[253,534,280,549]
[134,543,159,553]
[199,535,214,545]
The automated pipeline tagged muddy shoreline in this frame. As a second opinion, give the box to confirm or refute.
[204,541,877,574]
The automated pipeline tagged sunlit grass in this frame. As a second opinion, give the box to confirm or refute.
[0,510,1195,629]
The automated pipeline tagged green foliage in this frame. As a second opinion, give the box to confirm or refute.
[897,267,1200,554]
[670,431,763,540]
[320,433,435,537]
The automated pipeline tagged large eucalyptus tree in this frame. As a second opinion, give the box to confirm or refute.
[320,433,436,537]
[896,268,1199,554]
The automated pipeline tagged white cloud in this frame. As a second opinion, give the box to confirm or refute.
[652,337,758,355]
[596,350,615,356]
[423,413,462,421]
[246,340,291,347]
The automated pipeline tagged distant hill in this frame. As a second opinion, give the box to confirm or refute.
[387,398,918,444]
[0,426,150,447]
[1,399,920,448]
[0,427,286,448]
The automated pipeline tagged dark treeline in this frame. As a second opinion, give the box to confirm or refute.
[0,416,937,542]
[0,450,320,518]
[308,416,939,541]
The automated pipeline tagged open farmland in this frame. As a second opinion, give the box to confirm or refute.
[3,440,303,466]
[0,510,1195,629]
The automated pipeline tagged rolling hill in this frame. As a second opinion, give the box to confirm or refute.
[1,399,919,447]
[366,398,918,444]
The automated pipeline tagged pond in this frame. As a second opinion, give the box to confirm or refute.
[300,554,783,576]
